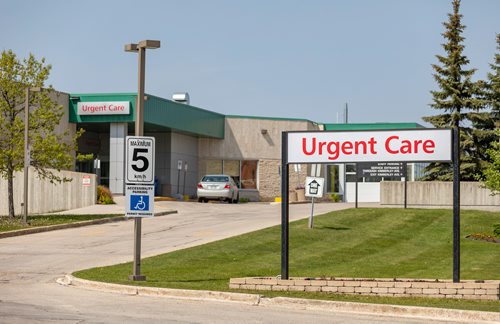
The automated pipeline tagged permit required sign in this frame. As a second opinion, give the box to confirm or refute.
[125,184,155,217]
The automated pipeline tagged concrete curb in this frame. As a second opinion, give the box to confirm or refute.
[58,275,500,323]
[0,210,177,239]
[259,297,500,323]
[58,275,261,305]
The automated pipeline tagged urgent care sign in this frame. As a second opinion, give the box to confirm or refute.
[287,129,452,163]
[77,101,130,115]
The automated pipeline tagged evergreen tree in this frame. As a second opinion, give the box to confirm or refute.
[472,34,500,180]
[486,34,500,127]
[0,50,82,218]
[479,34,500,191]
[422,0,487,181]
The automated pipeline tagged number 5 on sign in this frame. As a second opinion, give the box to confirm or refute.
[126,136,155,184]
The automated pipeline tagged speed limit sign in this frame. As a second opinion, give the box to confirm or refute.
[126,136,155,184]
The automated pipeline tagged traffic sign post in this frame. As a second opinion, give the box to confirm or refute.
[305,176,324,229]
[125,136,155,281]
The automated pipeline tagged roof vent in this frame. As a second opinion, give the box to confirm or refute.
[172,92,190,105]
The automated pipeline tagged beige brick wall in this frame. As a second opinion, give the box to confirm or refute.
[258,160,308,201]
[198,117,320,201]
[381,181,500,206]
[229,277,500,301]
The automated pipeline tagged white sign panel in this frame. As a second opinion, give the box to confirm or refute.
[82,175,91,187]
[126,136,155,184]
[126,184,155,217]
[288,129,452,163]
[77,101,130,115]
[305,177,325,198]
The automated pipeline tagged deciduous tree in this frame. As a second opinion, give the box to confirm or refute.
[0,50,82,218]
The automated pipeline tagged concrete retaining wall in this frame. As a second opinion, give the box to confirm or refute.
[0,167,96,216]
[230,277,500,300]
[380,181,500,206]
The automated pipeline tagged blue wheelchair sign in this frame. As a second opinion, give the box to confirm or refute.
[130,195,149,211]
[126,184,154,218]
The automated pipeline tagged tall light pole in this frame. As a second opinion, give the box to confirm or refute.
[23,86,41,224]
[125,40,160,281]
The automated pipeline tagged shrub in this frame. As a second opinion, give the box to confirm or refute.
[493,224,500,238]
[330,193,341,202]
[97,185,115,205]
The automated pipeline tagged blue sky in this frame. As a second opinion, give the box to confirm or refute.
[1,0,499,125]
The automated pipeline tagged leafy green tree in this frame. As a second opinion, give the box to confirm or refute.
[0,50,82,218]
[482,130,500,195]
[480,35,500,193]
[422,0,488,181]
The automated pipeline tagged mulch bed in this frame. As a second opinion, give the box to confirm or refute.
[465,233,500,243]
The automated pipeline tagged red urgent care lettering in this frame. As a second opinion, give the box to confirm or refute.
[81,104,107,113]
[300,134,438,160]
[80,103,126,114]
[384,136,435,154]
[108,104,126,112]
[302,137,378,160]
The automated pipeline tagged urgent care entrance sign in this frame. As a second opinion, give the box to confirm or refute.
[287,129,452,163]
[280,129,457,282]
[77,101,130,115]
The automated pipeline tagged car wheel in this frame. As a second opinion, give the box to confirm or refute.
[226,197,232,204]
[198,198,203,203]
[233,194,239,204]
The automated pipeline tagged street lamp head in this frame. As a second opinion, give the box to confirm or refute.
[125,40,160,52]
[138,40,160,49]
[30,87,41,92]
[125,43,138,52]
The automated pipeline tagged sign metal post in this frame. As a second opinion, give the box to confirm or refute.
[305,176,324,229]
[355,163,359,208]
[453,127,460,282]
[126,136,155,281]
[281,132,289,280]
[183,162,188,196]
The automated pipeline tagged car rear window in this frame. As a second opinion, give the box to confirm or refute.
[202,176,229,182]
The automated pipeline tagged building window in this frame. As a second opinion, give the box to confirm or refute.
[345,163,357,182]
[223,160,240,187]
[326,165,340,193]
[199,159,258,189]
[241,160,257,189]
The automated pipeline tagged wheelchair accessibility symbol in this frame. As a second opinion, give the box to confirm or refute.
[130,195,149,211]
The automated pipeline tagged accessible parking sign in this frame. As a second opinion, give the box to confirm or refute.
[125,184,154,218]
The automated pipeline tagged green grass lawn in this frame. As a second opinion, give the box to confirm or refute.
[0,214,123,232]
[74,208,500,312]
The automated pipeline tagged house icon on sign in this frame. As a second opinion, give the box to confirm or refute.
[308,180,320,195]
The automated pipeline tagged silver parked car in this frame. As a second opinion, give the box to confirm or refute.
[197,175,239,203]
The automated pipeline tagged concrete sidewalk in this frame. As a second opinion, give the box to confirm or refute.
[47,195,176,216]
[0,196,177,239]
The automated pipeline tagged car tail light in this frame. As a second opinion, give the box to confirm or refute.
[224,184,231,189]
[197,183,203,188]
